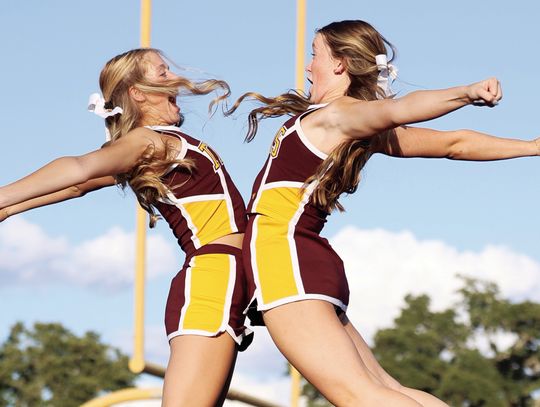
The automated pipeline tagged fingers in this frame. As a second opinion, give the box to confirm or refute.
[472,77,502,107]
[496,80,503,101]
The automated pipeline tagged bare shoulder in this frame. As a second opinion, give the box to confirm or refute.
[121,127,162,145]
[120,126,182,157]
[320,96,365,127]
[300,98,361,153]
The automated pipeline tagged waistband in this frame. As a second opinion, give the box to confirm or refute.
[187,243,242,261]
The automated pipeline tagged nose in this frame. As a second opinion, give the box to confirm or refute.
[168,70,180,80]
[305,60,312,73]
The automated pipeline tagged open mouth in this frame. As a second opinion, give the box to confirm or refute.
[168,96,180,112]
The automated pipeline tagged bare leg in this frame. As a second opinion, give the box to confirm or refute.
[263,300,423,407]
[162,333,237,407]
[341,315,449,407]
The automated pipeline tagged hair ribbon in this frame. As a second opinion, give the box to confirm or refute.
[87,93,123,142]
[375,54,398,98]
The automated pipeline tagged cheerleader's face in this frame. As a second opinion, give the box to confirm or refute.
[306,34,348,104]
[138,52,181,126]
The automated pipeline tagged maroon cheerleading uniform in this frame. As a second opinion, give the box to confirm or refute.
[244,106,348,325]
[148,125,252,349]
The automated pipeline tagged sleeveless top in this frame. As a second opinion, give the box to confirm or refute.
[247,105,329,234]
[149,125,246,256]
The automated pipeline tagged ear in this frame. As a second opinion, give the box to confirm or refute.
[129,86,146,102]
[333,58,346,75]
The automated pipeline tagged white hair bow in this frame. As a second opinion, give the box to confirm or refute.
[87,93,123,142]
[375,54,398,98]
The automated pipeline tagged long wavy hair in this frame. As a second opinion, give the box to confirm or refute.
[228,20,395,212]
[99,48,230,226]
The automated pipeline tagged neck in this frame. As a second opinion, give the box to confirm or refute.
[317,87,347,104]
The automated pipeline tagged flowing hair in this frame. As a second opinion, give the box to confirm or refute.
[227,20,395,212]
[99,48,230,226]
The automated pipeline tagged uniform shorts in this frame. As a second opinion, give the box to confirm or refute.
[244,214,349,325]
[165,243,253,351]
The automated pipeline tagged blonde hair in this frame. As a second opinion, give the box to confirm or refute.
[99,48,230,227]
[228,20,395,212]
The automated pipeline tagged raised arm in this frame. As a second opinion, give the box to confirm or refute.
[0,127,159,210]
[327,78,502,140]
[0,176,115,222]
[371,126,540,160]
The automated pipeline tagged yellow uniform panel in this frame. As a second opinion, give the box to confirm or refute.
[183,253,231,332]
[253,186,304,221]
[253,187,304,304]
[183,199,233,246]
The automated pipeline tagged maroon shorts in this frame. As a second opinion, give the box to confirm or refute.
[165,244,253,351]
[244,214,349,326]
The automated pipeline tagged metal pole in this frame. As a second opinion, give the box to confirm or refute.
[129,0,151,375]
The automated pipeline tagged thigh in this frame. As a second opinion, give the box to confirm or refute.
[263,300,422,406]
[343,316,449,407]
[162,333,237,407]
[341,315,401,387]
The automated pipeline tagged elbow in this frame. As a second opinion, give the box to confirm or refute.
[446,130,469,160]
[69,185,87,198]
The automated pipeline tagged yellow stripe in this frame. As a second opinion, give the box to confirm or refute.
[183,199,234,246]
[253,186,304,221]
[183,253,231,332]
[253,186,304,304]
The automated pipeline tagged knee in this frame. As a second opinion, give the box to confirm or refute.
[383,376,405,392]
[324,380,385,407]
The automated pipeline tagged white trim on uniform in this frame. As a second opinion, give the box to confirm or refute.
[261,180,305,190]
[166,193,226,205]
[250,159,273,213]
[294,106,329,160]
[286,183,319,296]
[250,215,265,310]
[216,167,239,233]
[307,103,329,109]
[174,200,202,248]
[178,258,194,331]
[250,120,295,211]
[220,255,236,332]
[225,325,253,347]
[256,293,347,314]
[167,325,252,347]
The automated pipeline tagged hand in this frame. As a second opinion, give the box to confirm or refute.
[466,77,502,107]
[0,208,9,222]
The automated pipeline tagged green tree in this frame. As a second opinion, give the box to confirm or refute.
[0,322,136,407]
[300,278,540,406]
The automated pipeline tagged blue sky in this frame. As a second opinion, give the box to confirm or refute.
[1,1,539,404]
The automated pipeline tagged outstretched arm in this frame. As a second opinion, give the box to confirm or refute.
[372,126,540,160]
[325,78,502,140]
[0,176,115,222]
[0,127,159,210]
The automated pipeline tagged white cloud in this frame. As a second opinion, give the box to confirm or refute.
[235,327,289,379]
[0,217,68,283]
[331,226,540,342]
[227,371,293,406]
[0,217,178,289]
